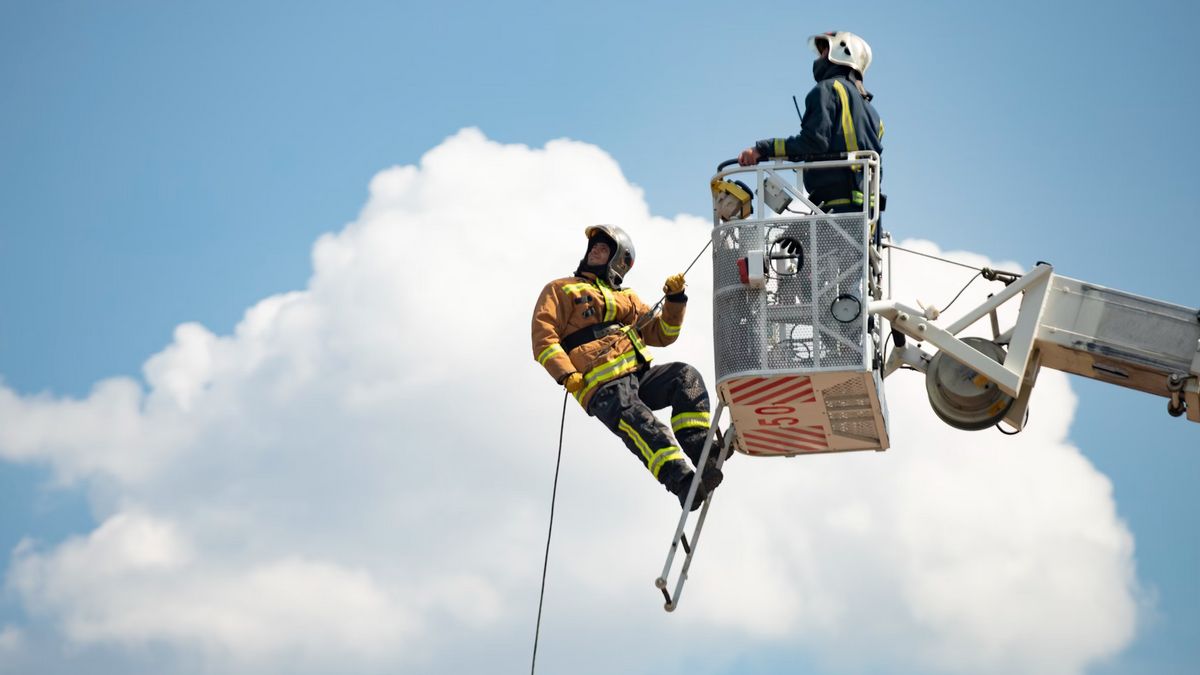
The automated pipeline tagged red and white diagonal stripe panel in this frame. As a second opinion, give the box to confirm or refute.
[741,425,829,455]
[725,375,816,407]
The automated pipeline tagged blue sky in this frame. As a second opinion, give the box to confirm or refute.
[1,1,1198,673]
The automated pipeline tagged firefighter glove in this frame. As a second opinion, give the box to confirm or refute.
[563,372,584,394]
[663,273,686,295]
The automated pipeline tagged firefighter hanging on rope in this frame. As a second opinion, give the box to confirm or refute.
[531,226,724,511]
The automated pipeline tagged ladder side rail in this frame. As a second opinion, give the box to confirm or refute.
[666,427,735,611]
[657,402,728,607]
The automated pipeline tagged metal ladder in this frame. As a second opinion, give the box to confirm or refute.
[655,401,736,611]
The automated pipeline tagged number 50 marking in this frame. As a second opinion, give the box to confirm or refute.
[756,405,798,427]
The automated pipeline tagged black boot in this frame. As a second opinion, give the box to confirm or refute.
[677,430,726,495]
[701,456,724,493]
[666,470,708,512]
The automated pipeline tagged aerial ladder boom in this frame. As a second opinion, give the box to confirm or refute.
[1034,275,1200,420]
[876,266,1200,429]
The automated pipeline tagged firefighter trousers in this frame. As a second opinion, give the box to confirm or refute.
[586,362,711,486]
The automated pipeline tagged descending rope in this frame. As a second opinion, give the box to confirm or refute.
[531,236,713,671]
[882,242,1023,313]
[682,237,714,276]
[635,238,713,332]
[530,392,569,675]
[882,242,983,272]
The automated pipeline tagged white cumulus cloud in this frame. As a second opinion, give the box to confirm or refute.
[0,129,1138,674]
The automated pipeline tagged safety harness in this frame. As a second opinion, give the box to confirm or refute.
[561,320,622,353]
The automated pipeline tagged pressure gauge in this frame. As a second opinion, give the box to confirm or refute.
[830,294,861,323]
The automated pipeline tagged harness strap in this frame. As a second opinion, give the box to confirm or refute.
[561,320,621,353]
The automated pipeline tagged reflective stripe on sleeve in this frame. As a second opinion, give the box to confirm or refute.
[773,138,786,157]
[671,411,710,432]
[658,317,681,337]
[821,191,866,208]
[537,343,565,366]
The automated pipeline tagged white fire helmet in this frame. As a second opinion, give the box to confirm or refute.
[809,31,872,76]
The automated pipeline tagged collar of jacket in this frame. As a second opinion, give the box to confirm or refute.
[574,262,604,279]
[812,60,874,101]
[812,58,857,84]
[574,270,623,290]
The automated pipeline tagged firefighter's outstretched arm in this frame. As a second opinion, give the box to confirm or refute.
[628,274,688,348]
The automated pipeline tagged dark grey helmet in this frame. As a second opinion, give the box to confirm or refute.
[584,224,636,287]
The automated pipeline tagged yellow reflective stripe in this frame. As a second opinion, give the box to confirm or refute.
[671,411,710,432]
[623,325,647,350]
[562,282,591,295]
[597,280,616,322]
[574,351,640,403]
[583,351,636,386]
[878,119,885,139]
[773,138,785,157]
[537,343,564,365]
[621,325,654,364]
[617,419,653,464]
[648,447,685,479]
[822,191,866,207]
[832,80,859,153]
[658,317,681,337]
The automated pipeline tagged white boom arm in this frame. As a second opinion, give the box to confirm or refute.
[872,262,1200,428]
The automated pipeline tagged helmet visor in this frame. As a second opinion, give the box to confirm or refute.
[808,32,834,56]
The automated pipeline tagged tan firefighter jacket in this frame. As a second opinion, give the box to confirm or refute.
[532,272,686,410]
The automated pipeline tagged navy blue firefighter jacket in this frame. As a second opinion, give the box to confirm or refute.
[753,59,884,208]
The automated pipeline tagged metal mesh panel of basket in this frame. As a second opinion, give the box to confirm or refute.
[713,214,869,381]
[711,223,756,291]
[806,214,868,369]
[714,288,763,377]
